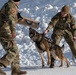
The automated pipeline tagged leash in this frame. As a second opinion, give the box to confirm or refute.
[42,33,52,43]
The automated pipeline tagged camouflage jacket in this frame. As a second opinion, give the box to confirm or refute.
[0,0,18,38]
[46,12,76,36]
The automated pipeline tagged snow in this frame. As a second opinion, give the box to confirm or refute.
[1,65,76,75]
[26,66,76,75]
[0,0,76,75]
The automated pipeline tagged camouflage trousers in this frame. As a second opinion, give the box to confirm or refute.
[51,30,76,57]
[0,38,20,72]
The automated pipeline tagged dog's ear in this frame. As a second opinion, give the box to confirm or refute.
[61,45,64,51]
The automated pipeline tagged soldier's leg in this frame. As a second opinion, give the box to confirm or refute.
[11,54,27,75]
[64,32,76,58]
[0,39,18,67]
[51,33,62,45]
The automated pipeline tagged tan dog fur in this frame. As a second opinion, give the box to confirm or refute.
[29,28,69,68]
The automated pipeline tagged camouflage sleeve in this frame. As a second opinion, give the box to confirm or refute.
[6,4,17,34]
[70,15,76,29]
[46,13,59,31]
[70,15,76,36]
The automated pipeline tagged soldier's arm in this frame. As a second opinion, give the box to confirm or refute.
[46,13,59,32]
[6,5,17,34]
[70,15,76,36]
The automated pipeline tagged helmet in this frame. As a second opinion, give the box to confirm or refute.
[61,5,70,14]
[13,0,20,2]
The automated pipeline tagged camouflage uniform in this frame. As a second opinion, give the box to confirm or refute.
[46,10,76,58]
[0,0,26,75]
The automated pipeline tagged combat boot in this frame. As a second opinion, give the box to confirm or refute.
[11,70,27,75]
[11,59,27,75]
[0,68,6,75]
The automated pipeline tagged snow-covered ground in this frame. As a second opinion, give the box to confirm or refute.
[0,0,76,75]
[2,65,76,75]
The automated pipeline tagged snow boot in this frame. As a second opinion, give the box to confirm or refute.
[0,68,6,75]
[11,64,27,75]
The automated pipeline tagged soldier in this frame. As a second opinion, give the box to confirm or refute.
[44,5,76,67]
[0,0,27,75]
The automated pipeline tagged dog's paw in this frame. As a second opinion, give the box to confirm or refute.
[42,64,44,68]
[47,61,51,65]
[50,65,54,68]
[59,65,63,67]
[67,64,70,68]
[50,63,54,68]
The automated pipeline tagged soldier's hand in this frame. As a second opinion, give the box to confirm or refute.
[73,36,76,40]
[43,30,48,35]
[12,34,16,38]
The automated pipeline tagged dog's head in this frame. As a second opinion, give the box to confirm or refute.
[29,27,39,41]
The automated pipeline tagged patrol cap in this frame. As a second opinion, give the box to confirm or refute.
[61,5,70,14]
[13,0,20,2]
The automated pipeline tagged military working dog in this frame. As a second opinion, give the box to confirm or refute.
[29,28,69,68]
[50,45,69,67]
